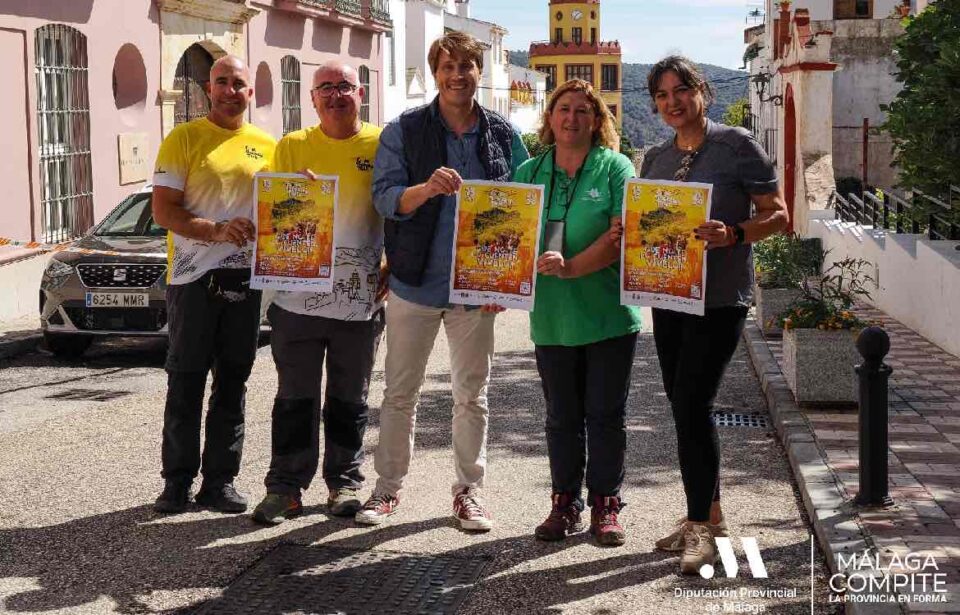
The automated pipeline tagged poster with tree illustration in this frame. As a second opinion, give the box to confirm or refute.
[450,180,545,310]
[251,172,337,292]
[620,178,712,316]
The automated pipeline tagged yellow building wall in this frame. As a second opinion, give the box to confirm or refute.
[548,2,600,44]
[529,53,622,126]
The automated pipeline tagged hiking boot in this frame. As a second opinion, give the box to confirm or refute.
[680,523,718,576]
[327,487,362,517]
[535,493,583,541]
[153,480,192,514]
[655,516,729,552]
[453,487,493,532]
[251,493,303,525]
[195,482,248,513]
[590,495,626,546]
[354,493,400,526]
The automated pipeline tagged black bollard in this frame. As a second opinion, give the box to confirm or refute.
[854,326,894,507]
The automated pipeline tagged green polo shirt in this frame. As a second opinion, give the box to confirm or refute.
[515,145,642,347]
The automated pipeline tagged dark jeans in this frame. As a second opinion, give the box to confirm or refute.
[161,271,262,485]
[535,332,638,506]
[652,306,748,522]
[264,305,384,496]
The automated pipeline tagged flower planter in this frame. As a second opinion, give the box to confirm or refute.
[754,284,802,338]
[782,328,860,405]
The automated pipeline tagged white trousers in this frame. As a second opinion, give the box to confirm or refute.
[373,293,496,497]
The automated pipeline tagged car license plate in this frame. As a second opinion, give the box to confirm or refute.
[85,292,149,308]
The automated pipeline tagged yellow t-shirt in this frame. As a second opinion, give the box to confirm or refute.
[270,122,383,321]
[153,117,276,284]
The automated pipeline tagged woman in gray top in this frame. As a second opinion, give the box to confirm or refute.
[639,56,788,575]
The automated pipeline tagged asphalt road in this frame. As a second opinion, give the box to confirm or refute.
[0,310,840,614]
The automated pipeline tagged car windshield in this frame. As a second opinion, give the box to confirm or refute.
[94,192,165,237]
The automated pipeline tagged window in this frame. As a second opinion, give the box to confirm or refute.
[590,28,596,45]
[555,11,562,21]
[601,64,619,91]
[565,64,593,85]
[35,24,94,242]
[385,31,396,86]
[281,55,301,135]
[359,65,370,123]
[834,0,873,19]
[572,27,582,45]
[554,27,563,43]
[174,44,213,125]
[536,65,557,91]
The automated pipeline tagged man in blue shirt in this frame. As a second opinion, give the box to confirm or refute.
[356,31,528,531]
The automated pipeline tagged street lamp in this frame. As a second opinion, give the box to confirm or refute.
[752,72,783,106]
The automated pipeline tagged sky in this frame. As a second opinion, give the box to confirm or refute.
[470,0,763,70]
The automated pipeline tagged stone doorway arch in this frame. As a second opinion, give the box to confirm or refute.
[174,43,217,126]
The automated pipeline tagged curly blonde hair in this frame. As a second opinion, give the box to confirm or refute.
[537,79,618,150]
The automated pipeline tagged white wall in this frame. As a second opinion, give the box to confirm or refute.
[406,0,445,100]
[383,0,409,122]
[808,211,960,357]
[507,64,546,134]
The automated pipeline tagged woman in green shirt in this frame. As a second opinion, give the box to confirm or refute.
[514,79,642,546]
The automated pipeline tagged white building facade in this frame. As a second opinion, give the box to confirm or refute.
[508,64,547,135]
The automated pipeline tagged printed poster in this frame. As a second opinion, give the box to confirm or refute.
[620,178,712,316]
[251,172,337,292]
[449,180,545,310]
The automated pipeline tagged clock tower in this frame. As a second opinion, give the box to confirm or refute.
[529,0,622,127]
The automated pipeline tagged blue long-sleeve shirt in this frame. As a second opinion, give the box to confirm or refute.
[372,114,529,308]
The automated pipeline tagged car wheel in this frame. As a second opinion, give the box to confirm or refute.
[44,332,93,359]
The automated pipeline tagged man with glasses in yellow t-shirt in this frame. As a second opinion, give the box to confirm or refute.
[250,61,387,525]
[151,56,275,514]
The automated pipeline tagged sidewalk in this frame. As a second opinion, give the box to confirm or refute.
[745,305,960,613]
[0,245,45,359]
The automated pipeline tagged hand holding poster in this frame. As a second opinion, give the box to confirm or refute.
[251,172,337,292]
[449,180,545,311]
[620,178,712,316]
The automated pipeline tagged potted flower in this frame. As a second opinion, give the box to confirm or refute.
[777,257,874,405]
[753,234,822,337]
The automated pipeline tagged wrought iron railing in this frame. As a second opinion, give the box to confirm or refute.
[364,0,390,24]
[829,185,960,241]
[335,0,362,17]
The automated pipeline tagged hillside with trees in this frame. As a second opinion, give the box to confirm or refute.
[509,51,749,148]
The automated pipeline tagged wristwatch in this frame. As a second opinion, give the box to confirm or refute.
[727,224,745,245]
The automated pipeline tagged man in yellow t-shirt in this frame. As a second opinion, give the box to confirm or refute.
[250,61,386,525]
[151,55,276,514]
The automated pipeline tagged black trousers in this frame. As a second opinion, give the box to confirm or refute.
[652,306,748,522]
[161,272,261,485]
[265,305,384,495]
[535,332,638,506]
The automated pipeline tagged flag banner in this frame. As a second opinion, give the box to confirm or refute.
[620,178,712,316]
[449,180,545,311]
[251,172,338,293]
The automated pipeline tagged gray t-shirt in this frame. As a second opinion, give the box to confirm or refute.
[640,119,778,308]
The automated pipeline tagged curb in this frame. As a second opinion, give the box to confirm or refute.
[0,330,42,361]
[742,317,904,615]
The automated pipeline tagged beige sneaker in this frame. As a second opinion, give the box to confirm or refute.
[680,523,718,576]
[655,516,729,552]
[327,487,362,517]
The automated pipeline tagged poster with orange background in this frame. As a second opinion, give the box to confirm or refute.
[251,172,337,292]
[450,180,545,310]
[620,178,712,316]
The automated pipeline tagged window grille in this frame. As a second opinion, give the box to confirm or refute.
[572,27,582,45]
[174,44,213,125]
[565,64,593,85]
[35,24,94,243]
[359,65,370,123]
[536,65,557,91]
[601,64,618,91]
[281,56,301,135]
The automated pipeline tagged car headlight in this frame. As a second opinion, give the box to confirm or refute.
[42,258,75,290]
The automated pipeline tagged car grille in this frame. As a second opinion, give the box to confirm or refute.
[63,307,168,332]
[76,263,166,288]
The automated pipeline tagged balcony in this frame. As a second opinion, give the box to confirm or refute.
[529,40,622,58]
[274,0,390,31]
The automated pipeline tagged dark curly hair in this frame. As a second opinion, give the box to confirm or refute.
[646,55,716,113]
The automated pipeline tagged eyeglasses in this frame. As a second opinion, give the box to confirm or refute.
[312,81,359,97]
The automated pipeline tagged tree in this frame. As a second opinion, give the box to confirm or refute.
[521,132,548,158]
[882,2,960,195]
[617,128,638,162]
[722,97,750,129]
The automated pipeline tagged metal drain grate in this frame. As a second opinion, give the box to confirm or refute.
[711,412,769,428]
[195,545,490,615]
[44,388,132,402]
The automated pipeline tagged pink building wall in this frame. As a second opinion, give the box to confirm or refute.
[0,0,385,244]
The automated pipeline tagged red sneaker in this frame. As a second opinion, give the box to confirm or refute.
[354,493,400,526]
[453,487,493,531]
[590,495,626,546]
